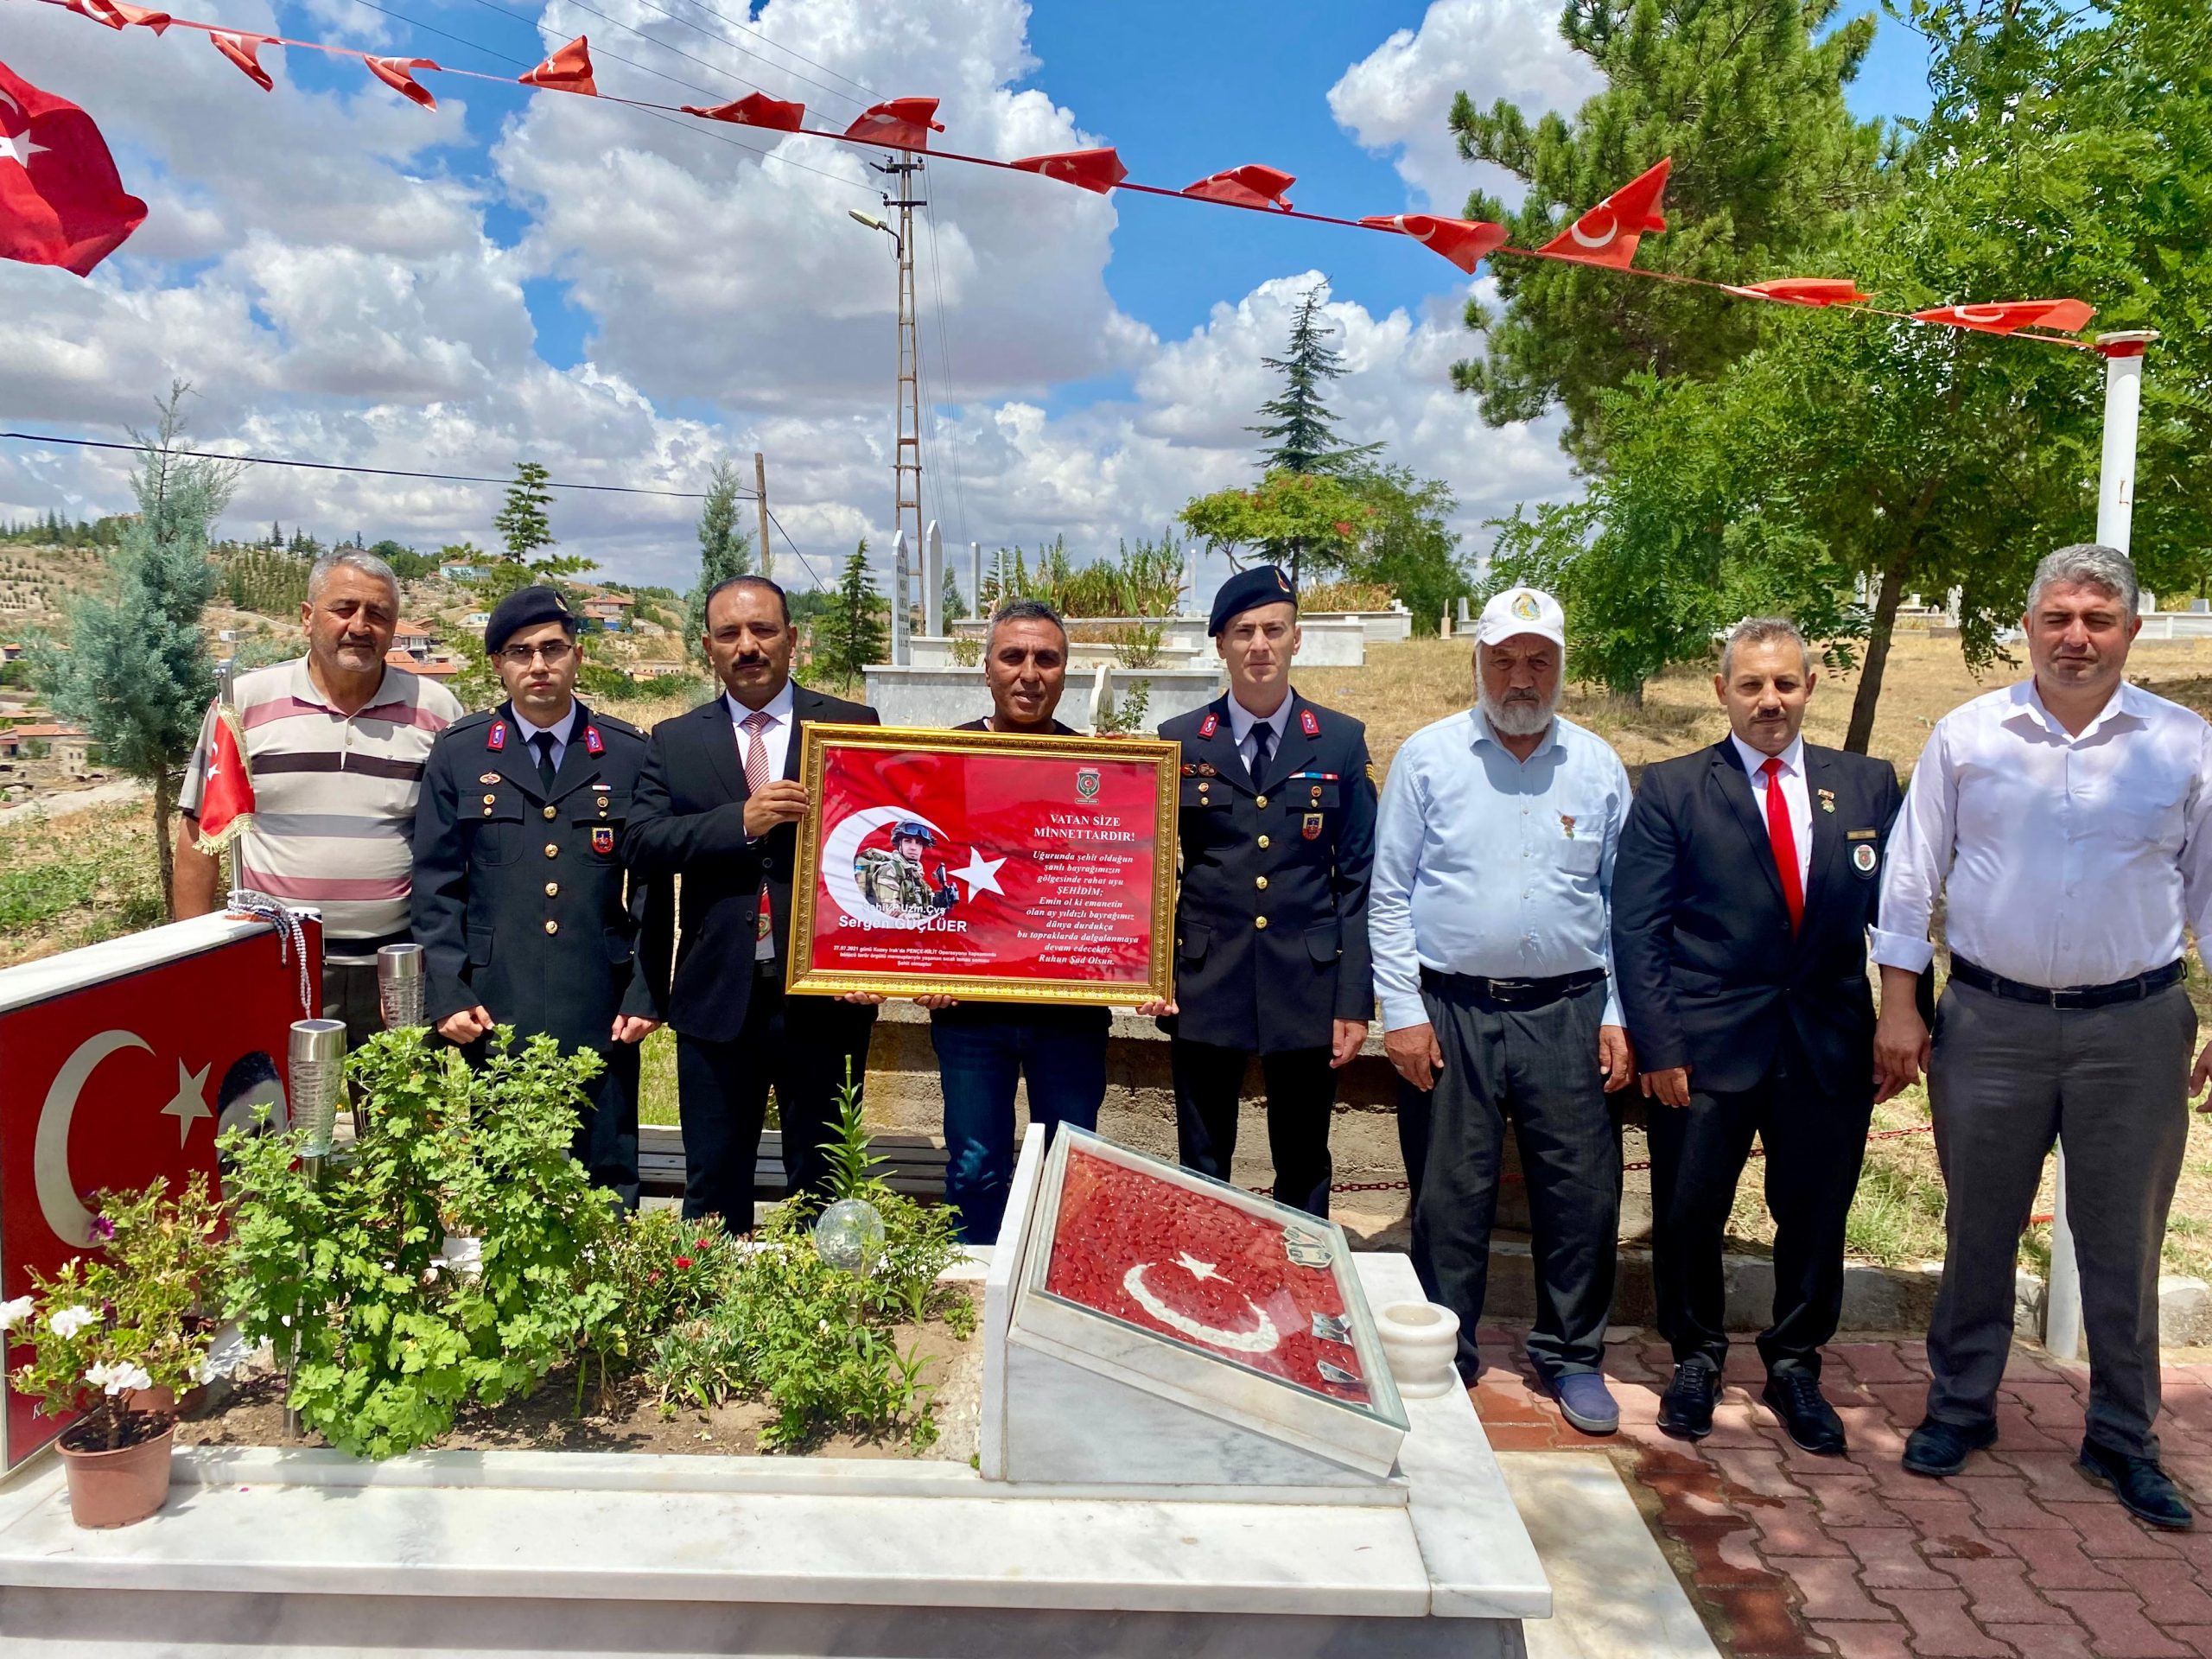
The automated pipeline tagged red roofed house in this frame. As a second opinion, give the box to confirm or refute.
[385,650,461,682]
[392,619,438,660]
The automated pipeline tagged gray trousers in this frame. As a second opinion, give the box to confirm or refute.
[1925,978,2194,1458]
[321,957,385,1051]
[1399,977,1620,1382]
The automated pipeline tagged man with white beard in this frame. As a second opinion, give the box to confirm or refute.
[1370,588,1636,1432]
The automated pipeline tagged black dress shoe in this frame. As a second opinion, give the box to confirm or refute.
[1903,1417,1997,1477]
[1763,1371,1848,1456]
[2077,1439,2196,1531]
[1657,1360,1721,1441]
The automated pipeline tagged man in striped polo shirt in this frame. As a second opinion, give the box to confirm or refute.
[175,549,462,1043]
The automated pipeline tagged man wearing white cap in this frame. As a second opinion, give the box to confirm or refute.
[1370,587,1635,1433]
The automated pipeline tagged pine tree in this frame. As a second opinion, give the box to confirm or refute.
[494,461,555,564]
[941,567,969,624]
[1249,283,1379,476]
[812,540,887,685]
[684,461,754,661]
[31,383,235,913]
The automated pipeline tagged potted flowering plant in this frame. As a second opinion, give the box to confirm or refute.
[3,1174,228,1528]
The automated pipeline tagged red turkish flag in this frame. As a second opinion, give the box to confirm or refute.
[365,56,440,111]
[1183,163,1294,211]
[519,35,595,96]
[1537,157,1670,268]
[842,97,943,150]
[211,31,275,92]
[1008,146,1127,194]
[681,92,804,130]
[193,702,256,854]
[1910,298,2094,336]
[0,59,148,277]
[1724,276,1870,308]
[54,0,164,29]
[1359,213,1509,274]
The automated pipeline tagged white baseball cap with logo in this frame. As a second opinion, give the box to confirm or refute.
[1474,587,1566,650]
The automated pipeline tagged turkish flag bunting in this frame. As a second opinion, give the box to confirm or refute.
[1724,276,1870,307]
[1358,213,1509,274]
[842,97,944,151]
[1537,157,1670,268]
[211,31,275,92]
[1009,147,1127,194]
[59,0,126,28]
[112,2,169,29]
[519,35,595,96]
[680,92,804,130]
[1183,163,1295,211]
[365,57,440,111]
[0,58,149,276]
[193,702,257,855]
[1910,298,2094,336]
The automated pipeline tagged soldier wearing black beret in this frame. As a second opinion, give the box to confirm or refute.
[1139,566,1379,1217]
[411,586,671,1205]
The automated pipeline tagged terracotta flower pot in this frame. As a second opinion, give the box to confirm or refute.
[58,1416,175,1529]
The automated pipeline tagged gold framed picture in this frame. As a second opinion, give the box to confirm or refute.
[786,723,1179,1005]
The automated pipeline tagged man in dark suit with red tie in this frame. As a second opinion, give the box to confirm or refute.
[1611,617,1919,1452]
[621,576,879,1227]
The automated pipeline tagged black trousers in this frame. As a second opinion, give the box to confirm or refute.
[1644,1033,1870,1380]
[1172,1039,1337,1217]
[1399,976,1619,1382]
[675,977,874,1228]
[576,1044,643,1212]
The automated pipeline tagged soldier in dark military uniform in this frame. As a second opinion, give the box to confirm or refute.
[1142,566,1378,1217]
[412,586,671,1207]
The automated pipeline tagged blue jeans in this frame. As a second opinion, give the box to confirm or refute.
[931,1008,1108,1244]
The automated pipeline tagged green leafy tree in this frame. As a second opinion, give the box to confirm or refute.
[941,567,969,625]
[1180,471,1367,588]
[31,383,235,912]
[812,540,887,685]
[1339,468,1471,637]
[369,539,435,582]
[1249,282,1382,476]
[684,461,754,662]
[493,461,594,588]
[1450,0,1890,459]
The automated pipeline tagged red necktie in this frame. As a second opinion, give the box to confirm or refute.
[1761,756,1804,932]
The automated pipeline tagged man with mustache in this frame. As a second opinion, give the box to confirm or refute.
[1370,587,1634,1433]
[621,575,880,1228]
[175,549,461,1045]
[1875,544,2212,1530]
[1611,617,1913,1451]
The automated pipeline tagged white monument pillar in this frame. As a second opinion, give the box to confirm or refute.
[925,519,944,638]
[969,540,982,615]
[891,528,912,667]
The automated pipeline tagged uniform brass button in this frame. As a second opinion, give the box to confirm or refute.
[1255,915,1268,930]
[597,796,609,808]
[481,807,493,817]
[545,882,559,898]
[1255,875,1268,891]
[543,918,559,935]
[544,842,559,858]
[543,805,558,820]
[1257,835,1270,849]
[1255,794,1268,808]
[482,793,497,805]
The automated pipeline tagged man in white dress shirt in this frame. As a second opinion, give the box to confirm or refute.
[1874,543,2212,1530]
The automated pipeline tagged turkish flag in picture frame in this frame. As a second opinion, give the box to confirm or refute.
[787,724,1179,1006]
[0,912,321,1471]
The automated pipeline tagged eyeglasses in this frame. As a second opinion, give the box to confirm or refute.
[497,641,575,666]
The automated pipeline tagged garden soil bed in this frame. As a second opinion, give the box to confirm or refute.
[177,1286,983,1463]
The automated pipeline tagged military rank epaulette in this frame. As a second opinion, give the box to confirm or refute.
[583,724,606,756]
[1300,707,1320,738]
[1198,711,1220,739]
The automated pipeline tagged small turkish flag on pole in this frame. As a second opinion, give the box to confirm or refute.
[0,59,149,277]
[194,702,257,855]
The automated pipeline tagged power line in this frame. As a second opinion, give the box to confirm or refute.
[0,432,735,499]
[763,505,828,592]
[616,0,870,110]
[662,0,877,103]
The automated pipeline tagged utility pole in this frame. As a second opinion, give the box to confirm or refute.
[872,153,927,564]
[2044,327,2161,1363]
[753,451,772,580]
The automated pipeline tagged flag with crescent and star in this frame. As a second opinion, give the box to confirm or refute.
[0,57,148,276]
[192,699,257,855]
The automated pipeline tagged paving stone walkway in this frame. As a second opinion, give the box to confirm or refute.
[1467,1328,2212,1658]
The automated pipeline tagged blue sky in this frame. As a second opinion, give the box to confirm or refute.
[0,0,1942,590]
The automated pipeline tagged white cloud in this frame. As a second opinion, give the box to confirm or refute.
[2,0,1581,601]
[1326,0,1600,211]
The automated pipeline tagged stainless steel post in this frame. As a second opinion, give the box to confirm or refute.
[285,1019,346,1438]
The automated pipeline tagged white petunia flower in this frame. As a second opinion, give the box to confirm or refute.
[48,1306,97,1339]
[86,1361,154,1395]
[0,1296,32,1332]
